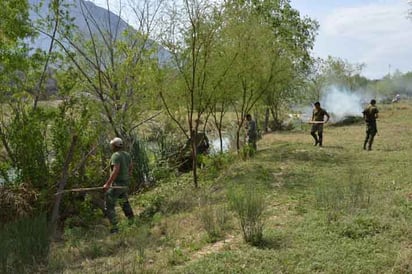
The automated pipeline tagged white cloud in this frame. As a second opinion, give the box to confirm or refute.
[323,3,410,38]
[316,1,412,78]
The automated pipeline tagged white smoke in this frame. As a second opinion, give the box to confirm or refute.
[321,87,364,122]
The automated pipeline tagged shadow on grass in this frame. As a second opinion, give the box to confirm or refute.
[253,232,291,250]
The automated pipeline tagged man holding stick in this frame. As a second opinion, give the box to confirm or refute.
[103,137,134,233]
[309,102,330,147]
[362,99,379,151]
[245,114,258,154]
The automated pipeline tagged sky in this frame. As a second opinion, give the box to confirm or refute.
[290,0,412,79]
[91,0,412,80]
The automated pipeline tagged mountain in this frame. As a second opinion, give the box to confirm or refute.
[29,0,170,63]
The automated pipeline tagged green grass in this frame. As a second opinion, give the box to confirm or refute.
[49,101,412,273]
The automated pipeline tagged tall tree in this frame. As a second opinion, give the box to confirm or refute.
[224,0,318,134]
[36,0,163,139]
[159,0,224,187]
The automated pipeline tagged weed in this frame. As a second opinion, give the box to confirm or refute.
[168,246,188,266]
[0,214,50,273]
[227,184,267,246]
[198,204,231,243]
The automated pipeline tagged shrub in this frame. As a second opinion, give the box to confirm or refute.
[227,184,266,245]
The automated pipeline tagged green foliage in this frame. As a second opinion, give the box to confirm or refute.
[0,214,50,273]
[7,107,51,189]
[241,144,256,160]
[199,203,231,243]
[201,152,235,178]
[0,0,34,73]
[133,224,151,263]
[161,183,200,214]
[64,194,105,228]
[227,184,266,245]
[137,189,165,222]
[168,246,188,266]
[335,215,389,240]
[129,137,150,192]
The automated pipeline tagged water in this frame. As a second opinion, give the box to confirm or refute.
[210,136,231,154]
[0,168,18,185]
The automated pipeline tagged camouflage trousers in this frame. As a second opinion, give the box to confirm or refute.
[311,124,324,146]
[105,186,134,229]
[364,121,377,150]
[248,137,257,151]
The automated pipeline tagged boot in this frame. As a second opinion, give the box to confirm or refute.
[364,133,370,150]
[368,134,375,151]
[368,141,373,151]
[311,132,318,146]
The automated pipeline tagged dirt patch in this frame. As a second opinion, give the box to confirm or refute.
[190,235,238,261]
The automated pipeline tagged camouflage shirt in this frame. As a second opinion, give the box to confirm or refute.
[312,108,329,121]
[110,151,132,186]
[363,105,379,122]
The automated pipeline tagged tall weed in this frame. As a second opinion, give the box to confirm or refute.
[227,184,266,245]
[0,214,50,273]
[199,204,231,243]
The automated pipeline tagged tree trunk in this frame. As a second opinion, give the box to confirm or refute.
[264,107,270,133]
[51,135,78,238]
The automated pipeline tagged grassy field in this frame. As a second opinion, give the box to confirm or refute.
[49,101,412,273]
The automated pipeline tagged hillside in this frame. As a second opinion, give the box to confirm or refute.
[29,0,170,66]
[49,100,412,273]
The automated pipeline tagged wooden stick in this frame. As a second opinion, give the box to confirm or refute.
[54,186,127,196]
[308,120,325,124]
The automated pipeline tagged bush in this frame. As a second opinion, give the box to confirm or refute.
[227,184,266,245]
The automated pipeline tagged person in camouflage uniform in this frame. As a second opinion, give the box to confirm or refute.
[362,99,379,151]
[310,102,330,147]
[245,114,258,153]
[103,137,134,233]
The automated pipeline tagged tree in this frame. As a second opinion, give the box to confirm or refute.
[33,0,169,192]
[159,0,224,187]
[223,0,319,133]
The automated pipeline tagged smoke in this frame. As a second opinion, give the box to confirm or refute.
[321,87,364,122]
[293,86,378,123]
